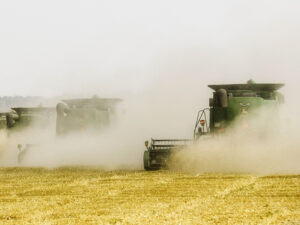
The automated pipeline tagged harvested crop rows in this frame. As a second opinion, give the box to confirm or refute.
[0,168,299,224]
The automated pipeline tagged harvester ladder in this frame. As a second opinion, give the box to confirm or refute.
[194,108,210,139]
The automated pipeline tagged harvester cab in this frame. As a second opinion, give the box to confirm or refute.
[194,80,284,136]
[56,97,122,135]
[144,80,284,170]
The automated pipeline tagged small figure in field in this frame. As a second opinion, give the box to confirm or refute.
[17,144,29,164]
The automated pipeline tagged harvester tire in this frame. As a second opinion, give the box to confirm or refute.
[143,151,150,170]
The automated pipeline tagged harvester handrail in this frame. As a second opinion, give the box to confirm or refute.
[194,108,210,138]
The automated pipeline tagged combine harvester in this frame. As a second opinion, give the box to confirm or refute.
[1,97,122,163]
[2,97,122,136]
[143,80,284,170]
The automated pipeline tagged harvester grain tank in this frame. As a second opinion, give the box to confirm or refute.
[56,97,122,135]
[6,107,55,131]
[143,80,285,170]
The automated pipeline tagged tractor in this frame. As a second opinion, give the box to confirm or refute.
[143,80,284,170]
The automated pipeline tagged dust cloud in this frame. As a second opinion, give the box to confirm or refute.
[0,93,197,169]
[1,81,300,175]
[0,1,300,173]
[170,105,300,174]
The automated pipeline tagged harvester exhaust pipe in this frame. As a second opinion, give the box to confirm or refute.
[216,89,228,108]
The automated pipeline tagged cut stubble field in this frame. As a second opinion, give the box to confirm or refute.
[0,167,299,224]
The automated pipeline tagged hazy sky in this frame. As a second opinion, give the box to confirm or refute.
[0,0,299,97]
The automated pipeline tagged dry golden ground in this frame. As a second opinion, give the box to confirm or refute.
[0,168,299,225]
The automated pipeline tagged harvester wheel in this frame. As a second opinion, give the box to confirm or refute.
[143,151,150,170]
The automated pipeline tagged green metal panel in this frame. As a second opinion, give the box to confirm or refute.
[6,107,55,131]
[208,85,283,133]
[56,98,122,135]
[227,97,265,121]
[0,115,6,129]
[62,108,110,131]
[209,107,226,132]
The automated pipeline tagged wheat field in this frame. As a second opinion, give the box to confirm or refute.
[0,167,299,224]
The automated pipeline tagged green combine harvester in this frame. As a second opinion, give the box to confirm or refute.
[143,80,284,170]
[0,97,121,163]
[56,97,122,135]
[2,97,121,163]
